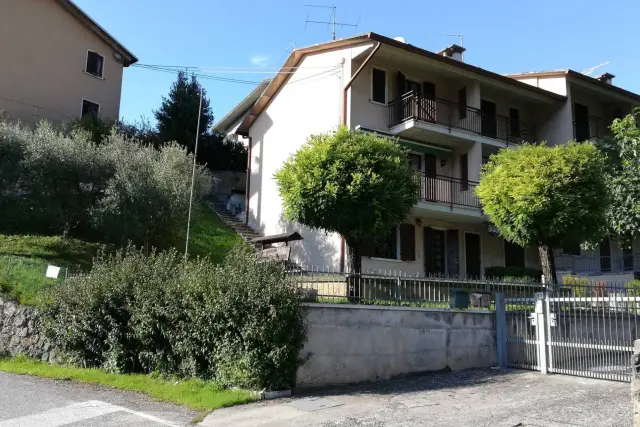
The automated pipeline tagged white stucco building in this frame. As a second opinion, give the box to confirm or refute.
[216,32,640,279]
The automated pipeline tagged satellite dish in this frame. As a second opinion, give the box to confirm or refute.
[393,36,406,44]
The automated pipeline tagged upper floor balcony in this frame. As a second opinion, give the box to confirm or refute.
[412,172,483,222]
[573,115,611,142]
[388,91,537,147]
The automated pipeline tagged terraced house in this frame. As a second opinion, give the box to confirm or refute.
[0,0,137,123]
[217,32,640,280]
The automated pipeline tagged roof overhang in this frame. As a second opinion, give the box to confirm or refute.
[58,0,138,66]
[236,33,567,137]
[213,79,272,134]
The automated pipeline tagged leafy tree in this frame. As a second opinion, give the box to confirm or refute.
[154,71,213,152]
[198,132,248,172]
[275,127,419,272]
[476,143,608,283]
[596,109,640,247]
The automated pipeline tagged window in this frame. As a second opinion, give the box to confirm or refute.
[372,227,398,259]
[81,99,100,117]
[562,243,581,256]
[460,153,469,191]
[458,87,467,119]
[371,67,387,104]
[85,51,104,78]
[509,108,521,138]
[504,241,525,268]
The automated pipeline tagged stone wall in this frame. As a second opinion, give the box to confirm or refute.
[0,297,54,362]
[296,304,497,388]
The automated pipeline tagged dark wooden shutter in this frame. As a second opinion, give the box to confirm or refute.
[509,108,521,138]
[446,229,460,277]
[424,227,434,274]
[458,87,467,119]
[460,153,468,191]
[599,238,611,272]
[397,72,406,98]
[400,223,416,261]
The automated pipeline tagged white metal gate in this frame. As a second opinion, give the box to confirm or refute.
[501,286,638,382]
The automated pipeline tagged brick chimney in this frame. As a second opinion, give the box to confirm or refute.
[438,44,466,62]
[596,72,615,85]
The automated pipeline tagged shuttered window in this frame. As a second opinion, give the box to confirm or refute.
[460,153,469,191]
[458,87,467,119]
[371,68,387,104]
[400,224,416,261]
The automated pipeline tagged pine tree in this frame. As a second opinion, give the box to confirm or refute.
[154,72,214,152]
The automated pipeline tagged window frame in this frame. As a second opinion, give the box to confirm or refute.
[370,225,401,261]
[85,50,105,79]
[80,98,101,118]
[370,66,388,106]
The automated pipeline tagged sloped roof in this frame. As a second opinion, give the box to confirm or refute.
[57,0,138,66]
[213,79,272,134]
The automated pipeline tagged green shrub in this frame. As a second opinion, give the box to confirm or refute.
[484,266,543,282]
[42,244,306,390]
[562,274,591,297]
[626,280,640,296]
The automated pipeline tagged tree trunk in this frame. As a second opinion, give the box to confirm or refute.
[538,244,557,286]
[346,239,362,300]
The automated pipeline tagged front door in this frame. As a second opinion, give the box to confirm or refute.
[481,99,497,139]
[574,103,590,141]
[424,154,437,201]
[421,81,436,122]
[465,233,482,278]
[424,227,446,276]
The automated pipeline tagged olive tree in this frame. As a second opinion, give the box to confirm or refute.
[476,142,608,283]
[274,127,419,272]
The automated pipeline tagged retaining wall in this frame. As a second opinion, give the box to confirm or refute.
[297,304,497,388]
[0,297,54,362]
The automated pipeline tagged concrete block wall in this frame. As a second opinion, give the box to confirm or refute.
[297,304,497,388]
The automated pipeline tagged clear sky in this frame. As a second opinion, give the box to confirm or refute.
[74,0,640,124]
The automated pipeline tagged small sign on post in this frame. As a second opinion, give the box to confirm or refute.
[45,265,60,279]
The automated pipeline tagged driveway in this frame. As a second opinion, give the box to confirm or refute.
[202,368,631,426]
[0,372,197,426]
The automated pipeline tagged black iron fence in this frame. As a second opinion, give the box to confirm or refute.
[388,91,537,145]
[414,173,480,209]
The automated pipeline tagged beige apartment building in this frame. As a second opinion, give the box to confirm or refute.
[216,32,640,281]
[0,0,137,124]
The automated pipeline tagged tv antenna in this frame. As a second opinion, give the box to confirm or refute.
[305,5,359,40]
[446,33,464,61]
[285,40,297,54]
[582,61,610,76]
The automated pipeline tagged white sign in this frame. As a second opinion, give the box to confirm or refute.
[46,265,61,279]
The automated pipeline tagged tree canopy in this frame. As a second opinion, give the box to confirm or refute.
[476,142,609,283]
[275,127,419,271]
[596,108,640,247]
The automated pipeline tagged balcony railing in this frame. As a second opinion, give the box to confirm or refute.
[555,253,638,274]
[389,91,537,145]
[414,173,480,209]
[573,116,610,141]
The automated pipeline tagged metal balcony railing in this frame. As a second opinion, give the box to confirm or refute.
[414,173,480,209]
[555,253,638,274]
[573,116,610,141]
[389,91,537,145]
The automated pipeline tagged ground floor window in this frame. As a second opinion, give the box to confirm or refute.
[372,227,399,259]
[504,240,525,268]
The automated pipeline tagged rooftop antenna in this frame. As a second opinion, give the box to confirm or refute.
[305,5,358,40]
[582,61,610,76]
[285,40,297,54]
[446,33,464,62]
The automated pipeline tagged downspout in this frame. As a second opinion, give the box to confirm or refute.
[244,136,252,225]
[339,41,381,273]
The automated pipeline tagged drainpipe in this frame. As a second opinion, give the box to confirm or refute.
[244,136,252,225]
[339,41,381,273]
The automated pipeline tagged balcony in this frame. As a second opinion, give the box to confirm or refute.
[389,92,537,146]
[573,116,610,142]
[414,173,481,210]
[555,253,637,274]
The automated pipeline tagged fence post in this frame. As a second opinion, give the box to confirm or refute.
[395,277,401,302]
[633,339,640,426]
[494,292,508,368]
[535,292,549,374]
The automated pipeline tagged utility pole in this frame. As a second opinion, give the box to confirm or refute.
[184,86,204,261]
[305,5,359,40]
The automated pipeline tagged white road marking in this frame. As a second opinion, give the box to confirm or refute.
[0,400,182,427]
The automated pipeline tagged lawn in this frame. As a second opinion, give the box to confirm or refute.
[0,357,257,413]
[0,203,242,305]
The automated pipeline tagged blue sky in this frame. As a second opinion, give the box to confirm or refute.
[75,0,640,124]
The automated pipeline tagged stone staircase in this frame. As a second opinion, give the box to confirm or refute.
[206,199,262,246]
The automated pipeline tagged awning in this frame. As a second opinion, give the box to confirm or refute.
[250,232,303,246]
[355,126,452,159]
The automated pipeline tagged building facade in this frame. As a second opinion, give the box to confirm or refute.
[219,33,640,280]
[0,0,137,124]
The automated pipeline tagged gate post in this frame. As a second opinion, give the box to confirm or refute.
[535,292,549,374]
[495,293,508,368]
[632,340,640,426]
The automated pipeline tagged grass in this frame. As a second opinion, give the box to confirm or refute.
[181,204,243,264]
[0,357,258,413]
[0,235,100,305]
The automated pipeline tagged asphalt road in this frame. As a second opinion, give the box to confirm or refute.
[0,372,197,426]
[202,368,632,426]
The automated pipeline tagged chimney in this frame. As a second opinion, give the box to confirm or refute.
[596,72,615,85]
[438,44,466,62]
